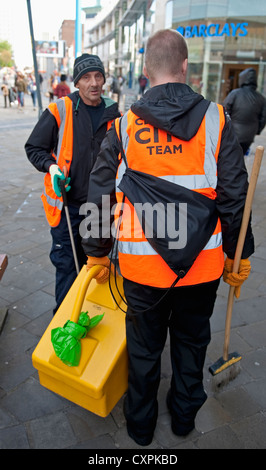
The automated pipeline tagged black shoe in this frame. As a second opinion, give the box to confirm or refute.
[166,390,195,437]
[171,419,195,437]
[127,425,153,446]
[124,396,154,446]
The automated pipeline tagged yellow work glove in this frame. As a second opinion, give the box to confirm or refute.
[223,257,251,298]
[86,256,112,284]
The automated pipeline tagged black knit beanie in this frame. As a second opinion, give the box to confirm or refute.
[73,53,106,85]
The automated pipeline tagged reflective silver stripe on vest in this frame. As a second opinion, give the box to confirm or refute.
[203,232,222,250]
[118,231,222,256]
[204,102,220,189]
[43,188,63,210]
[160,174,209,190]
[116,114,130,189]
[56,99,67,163]
[118,240,157,256]
[116,158,127,189]
[120,113,129,155]
[48,98,67,163]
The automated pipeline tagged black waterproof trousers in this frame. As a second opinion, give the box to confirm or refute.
[123,277,220,441]
[50,205,87,314]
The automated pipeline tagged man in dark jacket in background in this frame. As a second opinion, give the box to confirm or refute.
[25,54,120,314]
[82,30,254,446]
[223,68,266,155]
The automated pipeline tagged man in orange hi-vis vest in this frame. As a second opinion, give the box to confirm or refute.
[25,54,120,314]
[82,30,254,446]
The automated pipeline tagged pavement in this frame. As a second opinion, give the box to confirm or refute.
[0,91,266,454]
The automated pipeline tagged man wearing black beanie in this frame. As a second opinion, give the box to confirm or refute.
[25,53,121,314]
[73,54,106,85]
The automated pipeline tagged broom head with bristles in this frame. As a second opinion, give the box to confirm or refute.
[209,351,242,376]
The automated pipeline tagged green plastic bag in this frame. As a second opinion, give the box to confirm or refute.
[51,311,104,367]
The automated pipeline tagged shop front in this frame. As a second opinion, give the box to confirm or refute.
[165,0,266,103]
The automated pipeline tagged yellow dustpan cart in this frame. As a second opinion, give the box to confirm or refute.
[32,265,128,417]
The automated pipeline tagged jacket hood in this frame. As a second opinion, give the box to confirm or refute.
[238,68,257,89]
[131,83,210,141]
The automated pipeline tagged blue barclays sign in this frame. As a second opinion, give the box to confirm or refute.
[177,22,248,38]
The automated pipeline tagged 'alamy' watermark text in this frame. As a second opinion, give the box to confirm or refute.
[79,195,188,249]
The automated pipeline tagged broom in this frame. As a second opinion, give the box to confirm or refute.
[209,145,264,389]
[60,179,80,276]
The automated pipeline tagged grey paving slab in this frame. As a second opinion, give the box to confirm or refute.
[0,307,8,333]
[195,396,231,432]
[195,425,243,449]
[0,327,39,360]
[0,424,30,449]
[243,349,266,379]
[23,309,54,337]
[65,404,118,442]
[9,290,55,318]
[238,320,266,349]
[0,308,32,333]
[1,377,67,422]
[0,352,36,392]
[215,387,262,421]
[244,378,266,409]
[1,261,52,294]
[69,435,118,449]
[0,407,19,429]
[27,411,77,449]
[230,413,266,449]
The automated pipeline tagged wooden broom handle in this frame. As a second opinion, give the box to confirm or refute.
[232,146,264,272]
[223,146,264,361]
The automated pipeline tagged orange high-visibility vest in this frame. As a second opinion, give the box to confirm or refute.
[41,97,74,227]
[42,97,113,227]
[114,102,225,287]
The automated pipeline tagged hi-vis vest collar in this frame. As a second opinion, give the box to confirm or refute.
[114,103,225,288]
[41,97,74,227]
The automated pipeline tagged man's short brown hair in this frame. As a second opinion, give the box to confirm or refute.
[145,29,188,81]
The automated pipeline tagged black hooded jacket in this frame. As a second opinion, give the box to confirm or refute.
[223,68,266,145]
[82,83,254,266]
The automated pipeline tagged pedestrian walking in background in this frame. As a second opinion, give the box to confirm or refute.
[47,74,54,102]
[105,73,113,96]
[1,82,9,108]
[53,74,70,99]
[52,72,59,97]
[81,29,254,446]
[15,72,27,110]
[38,73,43,91]
[138,73,148,95]
[223,68,266,155]
[25,53,121,315]
[110,76,121,104]
[9,86,17,106]
[27,73,37,110]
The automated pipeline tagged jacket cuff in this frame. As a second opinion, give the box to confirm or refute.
[44,159,57,173]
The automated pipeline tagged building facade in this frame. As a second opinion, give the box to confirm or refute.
[85,0,266,101]
[166,0,266,102]
[84,0,157,87]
